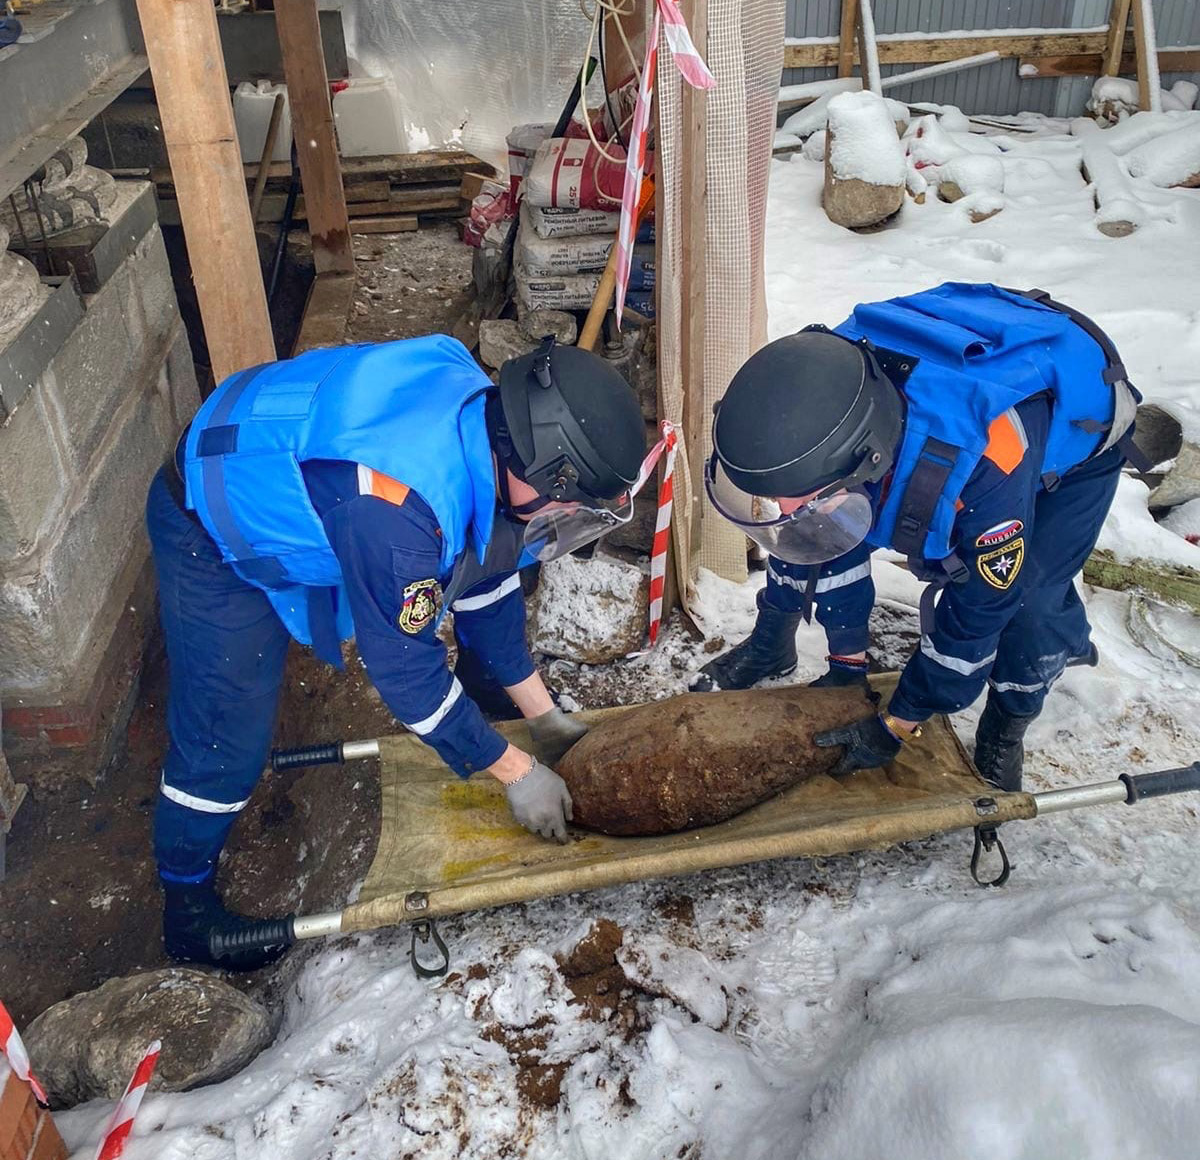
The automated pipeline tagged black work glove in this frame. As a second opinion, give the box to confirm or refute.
[814,713,902,775]
[527,705,589,766]
[809,655,870,688]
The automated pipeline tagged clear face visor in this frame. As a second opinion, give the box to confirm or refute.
[704,456,874,565]
[523,492,634,562]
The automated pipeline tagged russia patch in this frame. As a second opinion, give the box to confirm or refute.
[976,519,1024,548]
[977,541,1024,590]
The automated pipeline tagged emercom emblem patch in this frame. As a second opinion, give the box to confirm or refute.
[977,541,1025,590]
[398,579,442,634]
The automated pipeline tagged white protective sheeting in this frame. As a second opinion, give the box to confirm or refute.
[340,0,602,167]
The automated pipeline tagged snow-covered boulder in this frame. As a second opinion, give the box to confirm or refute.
[938,154,1006,221]
[822,91,905,230]
[528,550,650,663]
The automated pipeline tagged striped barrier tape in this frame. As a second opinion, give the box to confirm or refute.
[95,1040,160,1160]
[0,997,49,1106]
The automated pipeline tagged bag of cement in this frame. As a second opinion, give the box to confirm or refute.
[524,138,638,210]
[624,288,655,319]
[626,245,655,291]
[515,264,603,312]
[506,122,552,200]
[516,206,612,274]
[526,204,621,238]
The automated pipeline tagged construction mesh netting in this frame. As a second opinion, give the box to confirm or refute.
[656,0,786,590]
[338,677,1035,932]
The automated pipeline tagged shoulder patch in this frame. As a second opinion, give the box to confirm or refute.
[977,540,1024,590]
[976,519,1024,548]
[398,579,442,634]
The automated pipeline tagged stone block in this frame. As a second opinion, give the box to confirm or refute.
[528,551,650,663]
[121,225,182,380]
[0,360,178,699]
[0,387,72,556]
[46,269,138,475]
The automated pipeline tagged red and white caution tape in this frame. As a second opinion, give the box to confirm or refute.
[656,0,716,90]
[0,997,49,1106]
[95,1040,160,1160]
[626,420,681,648]
[614,1,714,328]
[614,14,658,327]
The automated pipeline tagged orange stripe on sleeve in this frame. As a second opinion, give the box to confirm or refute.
[983,414,1024,475]
[361,466,410,507]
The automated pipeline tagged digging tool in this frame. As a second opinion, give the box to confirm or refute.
[578,177,654,352]
[220,745,1200,974]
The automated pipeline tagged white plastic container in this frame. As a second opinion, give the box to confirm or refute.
[232,81,293,164]
[333,78,408,158]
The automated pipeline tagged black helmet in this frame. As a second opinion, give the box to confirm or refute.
[497,338,646,503]
[712,328,903,498]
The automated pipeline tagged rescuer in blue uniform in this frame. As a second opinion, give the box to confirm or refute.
[147,335,646,969]
[694,283,1143,791]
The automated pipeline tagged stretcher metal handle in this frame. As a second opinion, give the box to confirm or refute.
[1120,761,1200,803]
[270,739,381,772]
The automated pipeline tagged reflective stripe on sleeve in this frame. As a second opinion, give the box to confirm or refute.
[159,776,251,815]
[451,573,522,612]
[405,677,464,736]
[988,678,1045,694]
[919,636,997,677]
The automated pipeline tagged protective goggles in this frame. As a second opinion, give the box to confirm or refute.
[524,423,677,562]
[704,455,874,565]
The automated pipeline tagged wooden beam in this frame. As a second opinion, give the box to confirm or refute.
[349,216,419,234]
[679,0,707,579]
[133,0,275,382]
[1102,0,1133,76]
[274,0,354,276]
[1018,49,1200,77]
[784,30,1113,69]
[293,272,356,354]
[837,0,860,78]
[603,0,647,94]
[1130,0,1161,112]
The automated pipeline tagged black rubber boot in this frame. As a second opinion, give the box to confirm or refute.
[691,602,803,692]
[163,877,291,972]
[973,697,1036,793]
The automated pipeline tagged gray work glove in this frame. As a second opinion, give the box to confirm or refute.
[526,705,589,766]
[506,760,574,843]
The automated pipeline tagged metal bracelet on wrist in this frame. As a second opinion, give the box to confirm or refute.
[505,753,538,786]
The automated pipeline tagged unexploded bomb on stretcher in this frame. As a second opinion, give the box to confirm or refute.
[558,684,878,835]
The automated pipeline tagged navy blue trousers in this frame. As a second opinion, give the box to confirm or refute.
[147,470,291,881]
[985,447,1123,717]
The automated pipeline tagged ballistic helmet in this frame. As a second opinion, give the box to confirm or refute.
[497,338,646,504]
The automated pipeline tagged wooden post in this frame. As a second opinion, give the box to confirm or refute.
[275,0,354,276]
[134,0,276,382]
[1102,0,1132,76]
[838,0,860,79]
[603,0,647,95]
[857,0,883,95]
[1130,0,1161,112]
[678,0,708,568]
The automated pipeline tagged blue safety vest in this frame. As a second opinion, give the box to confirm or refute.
[183,335,497,649]
[834,283,1131,566]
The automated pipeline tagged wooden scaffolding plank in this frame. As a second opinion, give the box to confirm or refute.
[133,0,275,383]
[784,30,1111,69]
[275,0,354,276]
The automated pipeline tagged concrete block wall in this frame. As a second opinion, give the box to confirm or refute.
[0,185,199,770]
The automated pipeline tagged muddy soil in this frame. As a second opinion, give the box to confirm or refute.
[0,224,476,1030]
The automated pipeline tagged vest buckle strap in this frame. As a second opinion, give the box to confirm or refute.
[891,436,960,558]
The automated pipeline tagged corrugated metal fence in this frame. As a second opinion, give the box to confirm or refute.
[783,0,1200,116]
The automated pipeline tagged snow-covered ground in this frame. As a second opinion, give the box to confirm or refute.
[59,121,1200,1159]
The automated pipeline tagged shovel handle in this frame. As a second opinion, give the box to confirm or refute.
[1120,761,1200,803]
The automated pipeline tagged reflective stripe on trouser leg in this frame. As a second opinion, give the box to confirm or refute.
[147,469,291,880]
[989,447,1123,718]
